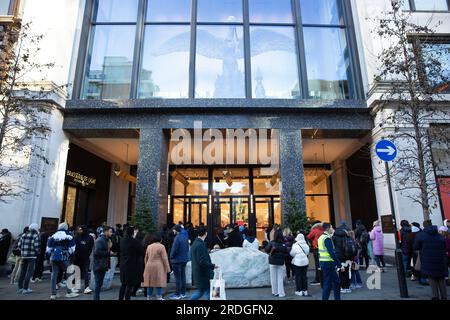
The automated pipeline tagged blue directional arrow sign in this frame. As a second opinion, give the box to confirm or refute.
[375,140,397,162]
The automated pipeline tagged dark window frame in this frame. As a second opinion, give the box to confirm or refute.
[73,0,364,100]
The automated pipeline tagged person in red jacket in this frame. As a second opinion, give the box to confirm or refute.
[307,221,324,285]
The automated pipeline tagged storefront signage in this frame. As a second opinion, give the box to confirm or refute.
[40,217,59,235]
[66,170,97,187]
[381,214,395,234]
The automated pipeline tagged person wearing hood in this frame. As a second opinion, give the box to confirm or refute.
[169,224,190,300]
[118,226,142,300]
[46,222,78,300]
[17,223,40,295]
[370,220,385,272]
[406,222,425,283]
[354,220,369,269]
[332,221,353,293]
[73,225,94,294]
[290,233,310,297]
[242,229,259,250]
[307,221,323,285]
[224,224,243,248]
[265,230,288,297]
[414,220,448,300]
[399,220,412,274]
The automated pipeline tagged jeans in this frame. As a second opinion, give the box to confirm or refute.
[33,255,44,280]
[11,256,22,283]
[269,264,285,296]
[312,249,321,282]
[359,245,369,268]
[402,253,411,273]
[292,265,308,292]
[320,262,341,301]
[190,288,210,300]
[147,287,163,297]
[75,259,90,289]
[93,271,106,300]
[172,262,187,295]
[18,258,36,290]
[119,284,134,300]
[285,256,293,279]
[374,255,386,268]
[50,260,69,295]
[351,269,362,286]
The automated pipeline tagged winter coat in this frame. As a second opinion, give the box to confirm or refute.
[170,233,190,264]
[226,229,243,247]
[73,233,94,264]
[0,232,12,265]
[265,241,288,265]
[332,227,350,261]
[414,226,448,278]
[445,237,450,258]
[120,235,142,286]
[283,235,295,250]
[400,227,412,255]
[93,235,110,273]
[243,237,259,250]
[191,238,215,289]
[354,224,369,247]
[370,226,384,256]
[19,230,41,259]
[46,230,75,262]
[307,224,324,249]
[290,234,310,267]
[143,243,171,288]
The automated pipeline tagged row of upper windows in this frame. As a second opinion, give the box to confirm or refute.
[80,0,357,100]
[402,0,450,11]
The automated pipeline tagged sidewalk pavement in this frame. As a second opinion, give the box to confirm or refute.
[0,265,448,300]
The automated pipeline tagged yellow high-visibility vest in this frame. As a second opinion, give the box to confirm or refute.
[318,233,334,262]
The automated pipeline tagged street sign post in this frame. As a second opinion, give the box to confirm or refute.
[375,140,409,298]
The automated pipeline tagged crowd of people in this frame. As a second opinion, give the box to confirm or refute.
[0,218,448,300]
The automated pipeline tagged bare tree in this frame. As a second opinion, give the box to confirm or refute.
[371,0,450,221]
[0,21,65,202]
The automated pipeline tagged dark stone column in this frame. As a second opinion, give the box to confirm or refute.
[279,129,306,220]
[136,128,170,226]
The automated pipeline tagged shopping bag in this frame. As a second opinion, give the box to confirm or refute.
[210,266,226,300]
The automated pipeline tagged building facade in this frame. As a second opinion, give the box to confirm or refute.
[0,0,449,255]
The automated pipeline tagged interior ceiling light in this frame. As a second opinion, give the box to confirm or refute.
[113,163,137,184]
[224,170,233,187]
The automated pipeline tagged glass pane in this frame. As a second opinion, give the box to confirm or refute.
[306,195,330,223]
[250,26,299,98]
[300,0,344,25]
[64,186,77,228]
[422,43,450,91]
[213,168,249,195]
[401,0,411,10]
[195,26,245,98]
[253,168,280,195]
[303,27,351,99]
[197,0,243,22]
[146,0,191,22]
[414,0,448,11]
[139,25,190,98]
[82,25,136,99]
[173,198,185,224]
[171,168,209,195]
[273,199,281,225]
[249,0,293,23]
[255,200,270,243]
[219,200,230,227]
[233,198,249,225]
[0,0,11,15]
[94,0,139,22]
[304,168,331,195]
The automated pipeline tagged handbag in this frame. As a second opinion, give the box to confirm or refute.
[210,266,226,300]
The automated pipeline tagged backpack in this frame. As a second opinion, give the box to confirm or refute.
[359,231,369,245]
[343,236,358,258]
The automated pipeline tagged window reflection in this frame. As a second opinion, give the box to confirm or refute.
[414,0,448,11]
[0,0,11,15]
[195,26,245,98]
[94,0,138,22]
[82,25,136,99]
[422,43,450,92]
[303,27,350,99]
[139,25,190,98]
[197,0,243,22]
[146,0,191,22]
[300,0,344,25]
[250,27,299,98]
[249,0,293,23]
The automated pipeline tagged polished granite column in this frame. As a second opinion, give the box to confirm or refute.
[279,129,306,219]
[136,128,170,226]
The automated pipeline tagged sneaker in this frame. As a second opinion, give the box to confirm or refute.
[278,294,286,298]
[340,288,351,294]
[180,294,188,299]
[35,278,43,283]
[50,295,57,300]
[350,284,356,290]
[272,294,279,297]
[84,287,93,294]
[22,289,33,294]
[157,296,165,301]
[302,291,312,297]
[356,284,363,289]
[310,281,321,286]
[137,288,144,295]
[65,292,79,298]
[30,279,35,283]
[294,291,303,296]
[57,282,67,288]
[146,296,152,300]
[18,289,23,294]
[71,288,80,294]
[411,275,417,281]
[169,294,181,300]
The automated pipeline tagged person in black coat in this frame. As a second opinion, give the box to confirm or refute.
[0,229,12,266]
[332,223,352,291]
[73,226,94,293]
[118,226,142,300]
[399,220,412,273]
[414,220,448,300]
[92,227,112,300]
[224,224,243,248]
[265,230,288,297]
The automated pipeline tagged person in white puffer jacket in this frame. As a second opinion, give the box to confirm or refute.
[290,233,310,297]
